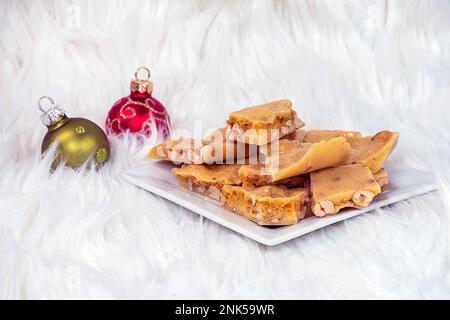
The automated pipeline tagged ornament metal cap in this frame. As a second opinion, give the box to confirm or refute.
[130,67,154,94]
[38,96,66,126]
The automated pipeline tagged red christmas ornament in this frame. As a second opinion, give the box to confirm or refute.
[105,67,171,140]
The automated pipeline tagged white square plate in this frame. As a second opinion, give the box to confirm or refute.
[122,161,437,246]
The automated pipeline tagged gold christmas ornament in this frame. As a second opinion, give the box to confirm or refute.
[38,96,110,169]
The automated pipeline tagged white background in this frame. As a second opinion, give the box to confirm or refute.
[0,0,449,299]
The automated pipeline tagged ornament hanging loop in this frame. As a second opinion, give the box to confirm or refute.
[130,67,153,94]
[135,67,151,81]
[37,96,66,126]
[38,96,56,113]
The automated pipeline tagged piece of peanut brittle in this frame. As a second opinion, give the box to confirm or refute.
[148,138,253,164]
[172,164,242,202]
[148,138,205,164]
[226,99,304,145]
[238,164,308,188]
[285,129,361,143]
[347,130,399,173]
[310,164,381,217]
[260,137,352,181]
[221,185,310,226]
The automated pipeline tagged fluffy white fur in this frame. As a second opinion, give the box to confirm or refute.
[1,0,450,299]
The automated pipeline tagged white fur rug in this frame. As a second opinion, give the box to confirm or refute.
[1,0,450,299]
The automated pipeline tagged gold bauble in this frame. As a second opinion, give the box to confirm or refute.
[38,97,110,169]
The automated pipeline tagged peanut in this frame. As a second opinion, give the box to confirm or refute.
[352,190,375,208]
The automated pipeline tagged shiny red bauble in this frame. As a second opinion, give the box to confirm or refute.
[105,67,171,141]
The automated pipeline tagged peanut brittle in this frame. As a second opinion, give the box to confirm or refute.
[172,164,242,202]
[162,96,401,228]
[148,138,205,164]
[221,185,310,226]
[148,138,252,164]
[226,99,304,145]
[238,164,308,188]
[347,130,399,173]
[310,164,381,217]
[285,130,361,143]
[261,137,352,181]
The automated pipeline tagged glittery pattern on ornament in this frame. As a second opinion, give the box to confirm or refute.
[106,96,171,139]
[105,68,171,141]
[96,147,108,163]
[75,126,86,135]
